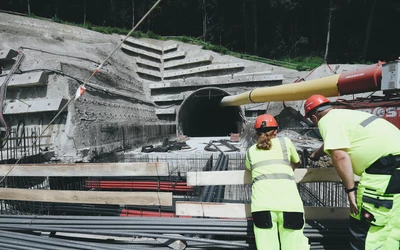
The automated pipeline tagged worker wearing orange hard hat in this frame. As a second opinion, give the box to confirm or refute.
[245,114,309,250]
[304,94,400,250]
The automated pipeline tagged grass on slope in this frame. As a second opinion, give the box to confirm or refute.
[41,15,323,71]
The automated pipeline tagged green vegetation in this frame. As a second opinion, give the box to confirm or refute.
[28,14,323,71]
[281,56,325,71]
[161,36,323,70]
[8,0,398,64]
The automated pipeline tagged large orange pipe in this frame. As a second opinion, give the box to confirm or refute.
[220,63,383,107]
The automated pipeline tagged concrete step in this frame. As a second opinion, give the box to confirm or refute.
[0,71,48,87]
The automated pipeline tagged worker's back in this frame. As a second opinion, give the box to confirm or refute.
[246,137,303,213]
[318,109,400,175]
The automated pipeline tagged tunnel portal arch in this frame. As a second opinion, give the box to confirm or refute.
[177,87,244,137]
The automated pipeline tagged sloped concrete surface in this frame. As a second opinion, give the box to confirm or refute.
[0,12,369,162]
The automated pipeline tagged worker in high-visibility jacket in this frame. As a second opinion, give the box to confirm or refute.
[246,114,309,250]
[305,94,400,250]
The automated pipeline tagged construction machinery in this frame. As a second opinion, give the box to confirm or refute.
[221,61,400,129]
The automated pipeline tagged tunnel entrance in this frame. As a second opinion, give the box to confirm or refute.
[177,87,244,137]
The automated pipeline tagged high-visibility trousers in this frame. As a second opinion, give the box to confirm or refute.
[350,171,400,250]
[253,210,309,250]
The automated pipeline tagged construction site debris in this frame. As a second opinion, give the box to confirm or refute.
[141,138,191,153]
[204,140,240,152]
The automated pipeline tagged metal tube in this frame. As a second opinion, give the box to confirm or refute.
[0,230,143,250]
[220,63,383,107]
[0,236,61,250]
[0,240,44,250]
[215,155,229,202]
[0,215,349,228]
[220,75,340,107]
[201,153,223,202]
[0,225,251,248]
[205,153,226,202]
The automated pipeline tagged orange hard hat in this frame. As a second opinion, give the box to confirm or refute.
[304,94,330,117]
[254,114,278,130]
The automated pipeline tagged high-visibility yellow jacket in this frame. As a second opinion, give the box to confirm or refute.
[246,137,304,213]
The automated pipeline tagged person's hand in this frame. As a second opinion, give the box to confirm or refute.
[347,191,358,216]
[309,151,320,161]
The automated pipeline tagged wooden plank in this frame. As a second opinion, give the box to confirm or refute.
[0,162,169,177]
[0,188,172,206]
[186,169,360,186]
[176,202,249,218]
[175,202,350,220]
[187,170,251,186]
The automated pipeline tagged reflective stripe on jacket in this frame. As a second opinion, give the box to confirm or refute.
[246,137,304,213]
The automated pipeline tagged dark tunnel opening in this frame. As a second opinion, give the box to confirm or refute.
[177,88,244,137]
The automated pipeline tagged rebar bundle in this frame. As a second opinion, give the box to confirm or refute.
[0,215,351,249]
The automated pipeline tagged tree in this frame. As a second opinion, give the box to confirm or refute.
[201,0,207,41]
[243,0,248,53]
[54,0,59,19]
[252,0,258,54]
[83,0,87,25]
[27,0,30,15]
[2,0,400,62]
[324,0,333,63]
[363,0,376,60]
[132,0,135,28]
[110,0,116,26]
